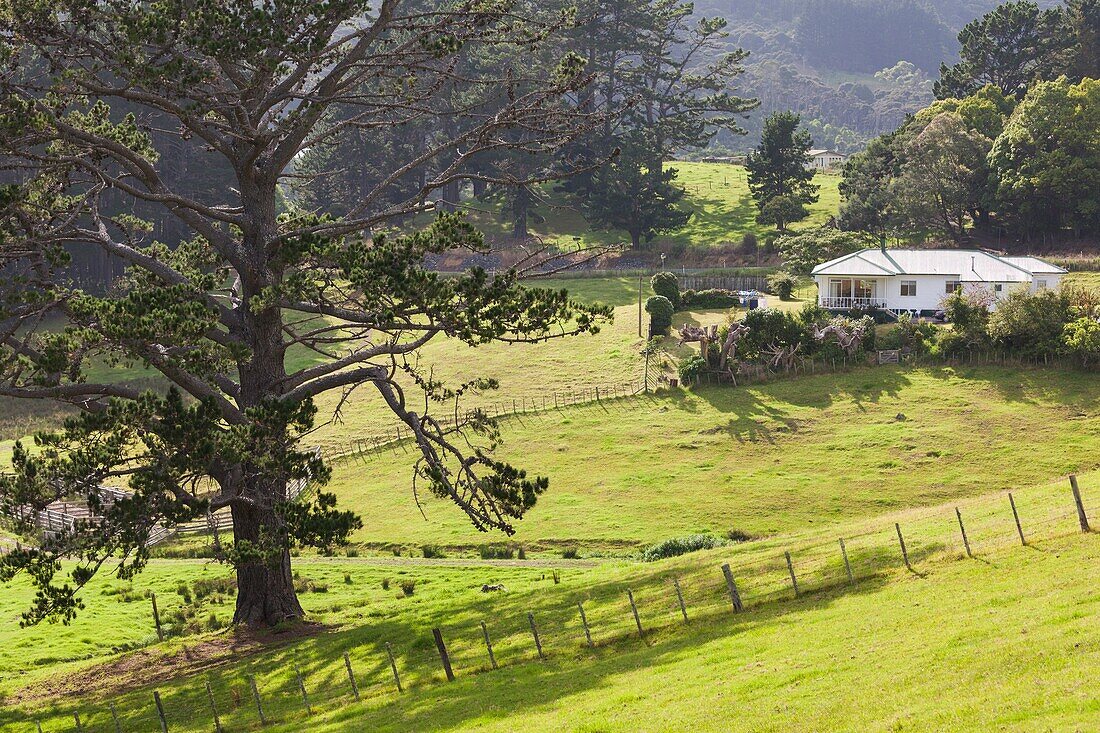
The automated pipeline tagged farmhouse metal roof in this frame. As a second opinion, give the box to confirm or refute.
[807,149,845,157]
[811,249,1067,282]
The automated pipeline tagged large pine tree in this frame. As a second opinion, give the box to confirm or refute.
[0,0,610,626]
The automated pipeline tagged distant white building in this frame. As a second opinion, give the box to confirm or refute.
[806,149,847,171]
[811,248,1067,316]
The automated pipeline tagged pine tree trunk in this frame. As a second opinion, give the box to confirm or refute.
[230,499,303,625]
[231,173,304,627]
[512,186,529,240]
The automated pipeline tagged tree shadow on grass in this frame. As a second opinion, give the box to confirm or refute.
[914,364,1100,409]
[0,528,962,733]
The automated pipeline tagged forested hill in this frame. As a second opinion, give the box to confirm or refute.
[698,0,1060,153]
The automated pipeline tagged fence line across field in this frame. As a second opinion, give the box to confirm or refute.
[10,475,1095,733]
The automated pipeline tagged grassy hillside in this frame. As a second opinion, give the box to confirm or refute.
[444,162,842,250]
[328,365,1100,550]
[2,464,1097,731]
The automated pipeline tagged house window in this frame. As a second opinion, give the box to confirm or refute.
[1036,279,1048,291]
[900,280,917,297]
[945,280,962,294]
[994,283,1003,294]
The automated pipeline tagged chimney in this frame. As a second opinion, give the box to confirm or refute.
[880,234,887,254]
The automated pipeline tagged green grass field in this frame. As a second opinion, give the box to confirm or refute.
[443,162,842,250]
[328,365,1100,550]
[2,461,1098,731]
[3,271,1100,732]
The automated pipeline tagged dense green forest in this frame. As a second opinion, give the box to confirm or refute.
[697,0,1062,153]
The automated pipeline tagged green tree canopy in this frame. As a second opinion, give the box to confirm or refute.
[0,0,611,627]
[989,76,1100,238]
[745,112,819,232]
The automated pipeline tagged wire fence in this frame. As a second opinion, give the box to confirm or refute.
[320,376,653,465]
[6,474,1095,733]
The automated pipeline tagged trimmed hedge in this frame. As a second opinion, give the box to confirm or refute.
[645,295,675,335]
[680,288,742,309]
[651,271,681,309]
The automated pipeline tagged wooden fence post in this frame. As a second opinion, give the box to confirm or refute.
[895,523,911,570]
[109,701,122,733]
[721,564,743,612]
[480,621,498,669]
[577,601,593,648]
[1009,493,1026,546]
[1070,475,1090,532]
[784,551,800,597]
[294,666,312,714]
[839,538,853,583]
[73,713,84,732]
[151,592,163,642]
[248,675,266,725]
[528,612,545,660]
[205,680,223,733]
[385,643,403,693]
[956,507,973,558]
[432,628,455,681]
[35,720,43,733]
[153,691,168,733]
[673,578,688,622]
[343,653,360,701]
[627,589,644,639]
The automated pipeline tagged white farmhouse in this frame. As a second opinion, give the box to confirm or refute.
[811,248,1067,317]
[806,149,846,171]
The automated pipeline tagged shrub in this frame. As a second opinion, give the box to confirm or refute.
[640,534,728,562]
[726,529,756,543]
[645,295,675,336]
[478,543,516,560]
[678,354,707,382]
[517,546,527,560]
[561,547,579,559]
[739,308,807,360]
[988,289,1073,358]
[343,573,353,585]
[878,312,937,354]
[1063,317,1100,366]
[422,544,446,559]
[651,271,681,309]
[381,578,390,591]
[399,580,416,597]
[941,287,992,352]
[767,271,797,300]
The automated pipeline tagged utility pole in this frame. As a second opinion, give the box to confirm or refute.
[638,274,643,338]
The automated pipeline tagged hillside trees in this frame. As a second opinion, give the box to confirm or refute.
[563,0,756,245]
[0,0,612,627]
[745,112,819,231]
[935,1,1072,99]
[890,113,993,242]
[989,77,1100,238]
[841,75,1100,243]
